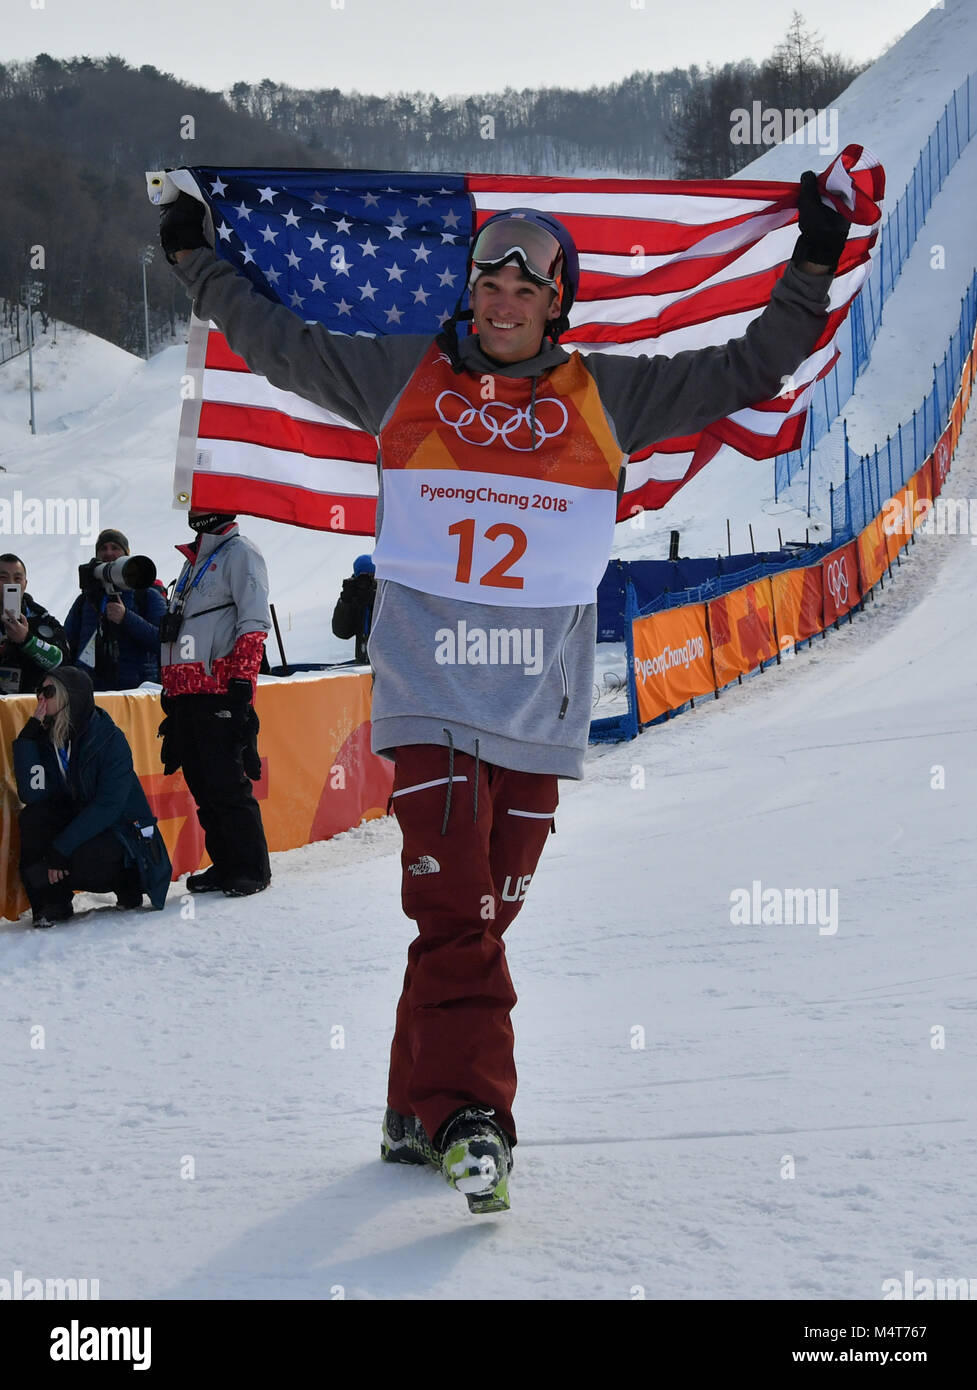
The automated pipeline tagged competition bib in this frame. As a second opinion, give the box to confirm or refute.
[374,345,624,609]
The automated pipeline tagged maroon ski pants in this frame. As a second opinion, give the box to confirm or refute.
[387,744,559,1147]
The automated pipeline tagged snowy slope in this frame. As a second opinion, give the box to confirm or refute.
[1,4,972,601]
[0,328,369,668]
[2,414,974,1300]
[2,3,976,1301]
[611,0,977,560]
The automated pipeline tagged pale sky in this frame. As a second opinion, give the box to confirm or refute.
[3,0,939,97]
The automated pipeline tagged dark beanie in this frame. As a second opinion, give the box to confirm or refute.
[96,528,130,554]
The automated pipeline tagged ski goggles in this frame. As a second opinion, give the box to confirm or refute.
[469,217,564,290]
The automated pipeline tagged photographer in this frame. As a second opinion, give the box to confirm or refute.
[65,529,166,691]
[15,666,172,929]
[0,553,68,696]
[158,510,272,898]
[331,554,376,665]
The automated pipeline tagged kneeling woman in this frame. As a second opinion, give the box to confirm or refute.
[15,666,172,928]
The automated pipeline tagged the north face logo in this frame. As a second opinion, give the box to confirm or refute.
[408,855,441,876]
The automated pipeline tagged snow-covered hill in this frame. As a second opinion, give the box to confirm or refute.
[3,416,974,1299]
[1,1,976,1300]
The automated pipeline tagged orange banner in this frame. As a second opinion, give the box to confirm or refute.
[857,514,888,592]
[0,675,392,922]
[931,423,953,496]
[821,540,861,625]
[912,457,934,513]
[962,354,972,419]
[707,579,777,689]
[881,477,921,563]
[770,566,823,652]
[632,604,714,724]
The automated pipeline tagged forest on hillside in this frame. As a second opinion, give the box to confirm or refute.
[0,15,863,356]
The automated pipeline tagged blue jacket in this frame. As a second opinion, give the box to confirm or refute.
[64,586,166,691]
[14,708,171,908]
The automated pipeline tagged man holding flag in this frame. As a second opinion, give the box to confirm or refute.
[161,165,855,1213]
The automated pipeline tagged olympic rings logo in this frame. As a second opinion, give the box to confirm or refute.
[935,440,950,482]
[435,390,569,452]
[826,556,849,607]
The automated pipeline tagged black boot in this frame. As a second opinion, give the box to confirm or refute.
[115,865,144,911]
[187,865,224,894]
[380,1107,439,1167]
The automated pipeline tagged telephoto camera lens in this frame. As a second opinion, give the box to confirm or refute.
[92,556,157,591]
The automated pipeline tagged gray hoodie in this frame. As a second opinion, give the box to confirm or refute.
[170,248,831,776]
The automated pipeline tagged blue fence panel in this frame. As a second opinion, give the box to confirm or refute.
[776,71,977,505]
[831,270,977,543]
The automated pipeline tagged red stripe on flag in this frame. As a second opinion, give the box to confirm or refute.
[467,172,798,199]
[569,263,790,344]
[712,410,808,460]
[198,401,378,462]
[577,230,877,302]
[191,473,378,536]
[205,334,252,372]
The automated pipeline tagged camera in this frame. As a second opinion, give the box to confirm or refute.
[159,610,182,644]
[79,555,157,596]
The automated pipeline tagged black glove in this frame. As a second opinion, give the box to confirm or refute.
[224,678,254,707]
[159,191,210,265]
[792,170,850,275]
[241,706,262,782]
[157,714,182,776]
[44,846,70,872]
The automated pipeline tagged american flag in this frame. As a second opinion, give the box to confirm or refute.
[160,150,884,533]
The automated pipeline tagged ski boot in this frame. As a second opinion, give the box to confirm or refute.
[380,1107,439,1168]
[438,1107,512,1214]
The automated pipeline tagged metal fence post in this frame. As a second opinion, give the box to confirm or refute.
[872,445,880,515]
[933,364,941,442]
[913,406,918,470]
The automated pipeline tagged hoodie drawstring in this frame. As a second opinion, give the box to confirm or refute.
[473,739,480,823]
[441,728,455,836]
[529,376,539,452]
[440,730,481,832]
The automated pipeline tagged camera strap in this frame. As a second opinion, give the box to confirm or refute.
[168,536,237,625]
[188,602,235,619]
[175,536,236,597]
